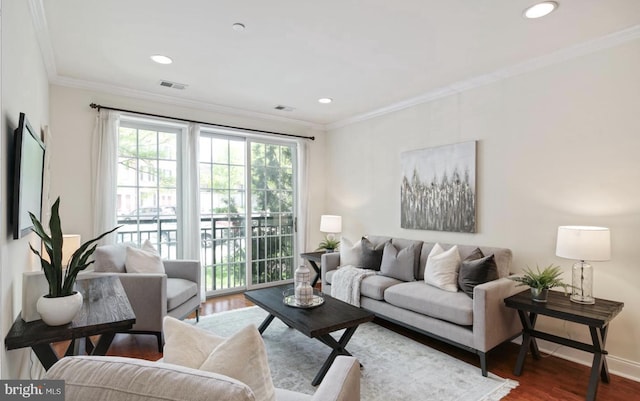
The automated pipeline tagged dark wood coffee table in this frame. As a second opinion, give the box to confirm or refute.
[5,275,136,370]
[245,285,374,385]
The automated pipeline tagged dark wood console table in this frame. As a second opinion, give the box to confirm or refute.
[4,275,136,370]
[504,290,623,401]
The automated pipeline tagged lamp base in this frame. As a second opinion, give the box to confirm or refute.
[570,294,595,304]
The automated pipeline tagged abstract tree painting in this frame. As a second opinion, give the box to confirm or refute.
[401,141,476,233]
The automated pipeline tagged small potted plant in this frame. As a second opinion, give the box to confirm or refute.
[510,264,571,302]
[29,197,120,325]
[316,237,340,253]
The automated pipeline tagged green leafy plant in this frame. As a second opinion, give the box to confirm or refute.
[510,264,571,292]
[29,197,120,298]
[317,237,340,251]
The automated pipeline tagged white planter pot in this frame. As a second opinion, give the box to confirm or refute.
[36,292,83,326]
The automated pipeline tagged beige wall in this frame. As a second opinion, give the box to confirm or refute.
[1,0,51,379]
[325,39,640,379]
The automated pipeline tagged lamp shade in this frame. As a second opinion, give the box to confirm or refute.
[320,215,342,233]
[556,226,610,261]
[42,234,81,266]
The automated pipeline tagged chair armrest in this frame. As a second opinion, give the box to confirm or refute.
[472,276,523,352]
[111,273,167,332]
[164,260,201,303]
[311,356,360,401]
[321,253,341,289]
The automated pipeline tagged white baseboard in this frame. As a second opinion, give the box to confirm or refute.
[511,336,640,382]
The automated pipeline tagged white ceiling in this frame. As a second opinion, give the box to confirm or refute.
[38,0,640,127]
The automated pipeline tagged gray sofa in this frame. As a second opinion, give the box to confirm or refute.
[45,355,360,401]
[321,235,521,376]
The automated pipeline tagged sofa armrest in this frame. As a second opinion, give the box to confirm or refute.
[311,356,360,401]
[472,276,523,352]
[321,252,341,288]
[107,273,168,332]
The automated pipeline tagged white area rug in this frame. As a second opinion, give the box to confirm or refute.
[190,306,517,401]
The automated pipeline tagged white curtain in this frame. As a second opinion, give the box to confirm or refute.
[91,110,120,244]
[296,139,310,265]
[181,123,205,300]
[41,126,53,224]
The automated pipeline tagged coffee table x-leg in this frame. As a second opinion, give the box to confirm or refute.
[257,313,361,386]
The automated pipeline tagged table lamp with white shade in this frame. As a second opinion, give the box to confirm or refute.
[555,226,610,304]
[319,215,342,252]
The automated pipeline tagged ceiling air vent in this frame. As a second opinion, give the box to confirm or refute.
[159,80,188,90]
[274,105,295,112]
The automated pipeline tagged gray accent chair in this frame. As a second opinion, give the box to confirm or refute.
[91,244,202,351]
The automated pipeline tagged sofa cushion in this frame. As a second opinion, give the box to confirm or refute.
[360,274,403,300]
[200,324,276,401]
[360,237,386,270]
[93,243,128,273]
[379,242,416,281]
[424,244,460,292]
[419,243,512,279]
[125,241,165,274]
[45,356,255,401]
[458,251,499,298]
[167,278,198,311]
[163,316,225,369]
[340,237,362,267]
[384,281,474,326]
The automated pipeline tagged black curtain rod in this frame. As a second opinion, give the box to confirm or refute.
[89,103,315,141]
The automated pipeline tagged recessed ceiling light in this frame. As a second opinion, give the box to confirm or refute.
[232,23,246,31]
[318,98,333,104]
[523,2,558,19]
[150,55,173,65]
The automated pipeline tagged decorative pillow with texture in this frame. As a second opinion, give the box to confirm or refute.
[360,237,386,271]
[200,324,276,401]
[380,242,416,281]
[162,316,226,369]
[424,243,461,292]
[458,250,499,298]
[125,240,165,274]
[340,237,362,267]
[93,244,128,273]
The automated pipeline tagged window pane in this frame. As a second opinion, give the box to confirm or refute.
[199,164,212,188]
[158,160,177,188]
[159,131,177,160]
[212,138,229,164]
[138,130,157,158]
[229,166,244,189]
[200,136,212,162]
[229,140,245,165]
[212,165,229,189]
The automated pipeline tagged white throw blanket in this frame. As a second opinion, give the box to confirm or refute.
[330,265,376,307]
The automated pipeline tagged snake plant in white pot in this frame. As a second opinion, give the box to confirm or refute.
[29,197,119,325]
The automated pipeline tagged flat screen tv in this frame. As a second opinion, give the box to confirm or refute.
[12,112,46,239]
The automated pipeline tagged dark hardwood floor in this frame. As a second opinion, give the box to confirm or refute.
[59,293,638,400]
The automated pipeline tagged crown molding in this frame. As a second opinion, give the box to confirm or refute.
[29,0,57,80]
[51,75,324,129]
[326,24,640,131]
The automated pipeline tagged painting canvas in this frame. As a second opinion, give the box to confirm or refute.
[401,141,476,233]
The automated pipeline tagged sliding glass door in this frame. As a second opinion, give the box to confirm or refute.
[199,134,297,295]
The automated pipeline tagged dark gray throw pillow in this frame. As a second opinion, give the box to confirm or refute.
[458,251,499,298]
[380,242,416,281]
[360,237,386,271]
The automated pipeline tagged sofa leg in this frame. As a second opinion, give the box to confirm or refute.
[155,332,163,353]
[196,308,200,323]
[479,352,488,377]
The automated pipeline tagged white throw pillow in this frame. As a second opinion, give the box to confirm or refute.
[340,237,362,267]
[162,316,225,369]
[199,324,276,401]
[125,240,164,274]
[424,244,461,292]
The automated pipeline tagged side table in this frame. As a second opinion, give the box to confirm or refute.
[4,275,136,370]
[504,290,623,401]
[300,251,326,287]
